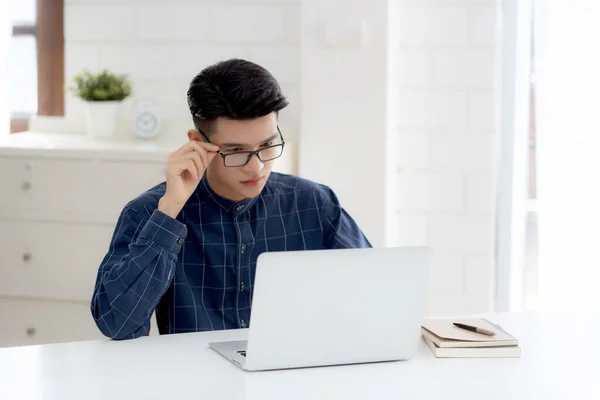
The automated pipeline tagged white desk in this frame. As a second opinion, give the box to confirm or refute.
[0,312,598,399]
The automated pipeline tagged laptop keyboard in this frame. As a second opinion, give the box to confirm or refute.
[237,350,247,357]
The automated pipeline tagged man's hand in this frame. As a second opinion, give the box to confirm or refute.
[158,141,220,219]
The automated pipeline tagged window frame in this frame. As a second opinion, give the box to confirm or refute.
[10,0,64,133]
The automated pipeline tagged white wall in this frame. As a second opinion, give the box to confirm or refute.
[61,0,500,316]
[299,0,398,248]
[0,3,9,137]
[63,0,301,157]
[393,0,500,315]
[299,0,500,315]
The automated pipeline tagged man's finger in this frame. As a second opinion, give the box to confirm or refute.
[184,160,199,181]
[174,159,199,180]
[186,152,205,178]
[173,141,197,156]
[196,149,208,170]
[185,143,209,169]
[191,140,220,154]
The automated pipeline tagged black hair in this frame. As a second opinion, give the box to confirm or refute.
[187,58,289,133]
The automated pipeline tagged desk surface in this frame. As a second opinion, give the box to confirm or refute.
[1,312,598,400]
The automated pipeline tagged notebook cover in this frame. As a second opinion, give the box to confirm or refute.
[423,335,521,358]
[421,318,518,348]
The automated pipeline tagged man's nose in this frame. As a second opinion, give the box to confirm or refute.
[242,152,264,173]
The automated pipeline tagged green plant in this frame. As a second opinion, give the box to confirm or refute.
[68,69,132,101]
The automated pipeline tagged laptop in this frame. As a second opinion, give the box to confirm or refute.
[208,246,430,371]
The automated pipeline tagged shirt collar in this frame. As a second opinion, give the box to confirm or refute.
[197,172,262,214]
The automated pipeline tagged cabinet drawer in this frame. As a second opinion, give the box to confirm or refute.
[0,298,160,348]
[0,221,115,301]
[0,298,105,348]
[92,160,167,221]
[0,156,166,222]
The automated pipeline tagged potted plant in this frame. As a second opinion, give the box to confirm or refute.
[69,69,132,138]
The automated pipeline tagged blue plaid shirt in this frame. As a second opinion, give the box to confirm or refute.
[91,172,371,340]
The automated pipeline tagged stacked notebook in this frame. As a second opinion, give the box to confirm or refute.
[421,318,521,358]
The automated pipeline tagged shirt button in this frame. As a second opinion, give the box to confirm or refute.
[241,320,247,328]
[236,205,244,212]
[240,282,245,291]
[240,244,246,253]
[176,238,183,245]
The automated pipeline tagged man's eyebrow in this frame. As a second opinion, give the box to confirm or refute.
[221,133,278,148]
[221,141,246,148]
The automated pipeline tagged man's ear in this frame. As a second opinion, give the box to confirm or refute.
[188,129,202,142]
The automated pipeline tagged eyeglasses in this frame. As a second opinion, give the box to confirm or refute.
[198,126,286,168]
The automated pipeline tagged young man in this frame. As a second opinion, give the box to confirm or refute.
[91,59,371,340]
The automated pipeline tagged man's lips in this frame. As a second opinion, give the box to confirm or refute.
[241,177,263,185]
[241,177,262,183]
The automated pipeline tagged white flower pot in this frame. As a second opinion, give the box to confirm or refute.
[83,100,120,138]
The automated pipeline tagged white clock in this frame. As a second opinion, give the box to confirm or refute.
[132,98,161,139]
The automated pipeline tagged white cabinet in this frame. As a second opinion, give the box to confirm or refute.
[0,156,167,222]
[0,221,114,301]
[0,298,103,348]
[0,133,171,347]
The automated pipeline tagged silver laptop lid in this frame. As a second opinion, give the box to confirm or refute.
[244,246,430,371]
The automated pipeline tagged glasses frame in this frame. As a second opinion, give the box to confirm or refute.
[197,125,286,168]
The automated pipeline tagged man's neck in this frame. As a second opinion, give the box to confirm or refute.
[205,170,245,203]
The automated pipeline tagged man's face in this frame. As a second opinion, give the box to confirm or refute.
[188,113,281,202]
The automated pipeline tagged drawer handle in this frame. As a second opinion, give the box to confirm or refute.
[23,252,32,262]
[21,181,31,191]
[26,327,36,336]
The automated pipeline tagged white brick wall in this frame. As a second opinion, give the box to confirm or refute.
[468,91,496,129]
[137,4,212,41]
[429,253,464,295]
[429,215,493,254]
[429,133,494,171]
[432,48,495,88]
[61,0,500,316]
[469,4,498,46]
[467,173,495,214]
[396,131,429,169]
[464,254,494,296]
[66,5,136,42]
[397,90,467,128]
[398,6,468,46]
[284,2,301,43]
[427,293,492,315]
[397,214,428,247]
[395,49,430,86]
[212,6,285,44]
[299,0,397,247]
[63,0,301,153]
[395,0,500,315]
[397,172,463,212]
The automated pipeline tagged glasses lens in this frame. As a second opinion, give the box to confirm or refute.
[224,153,250,167]
[222,145,284,167]
[258,145,283,161]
